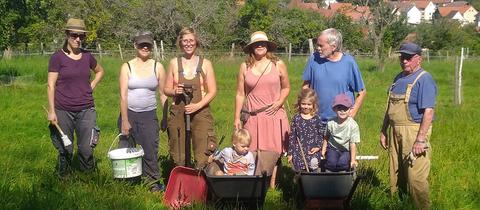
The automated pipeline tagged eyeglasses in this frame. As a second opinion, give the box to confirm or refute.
[137,43,152,50]
[181,39,196,45]
[399,54,416,61]
[69,33,86,40]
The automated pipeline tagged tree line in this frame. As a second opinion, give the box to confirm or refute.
[2,0,479,59]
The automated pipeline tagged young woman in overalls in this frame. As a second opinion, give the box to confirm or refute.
[164,27,217,169]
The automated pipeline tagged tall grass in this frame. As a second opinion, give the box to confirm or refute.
[0,55,478,209]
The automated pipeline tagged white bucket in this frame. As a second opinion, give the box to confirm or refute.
[108,148,144,178]
[108,134,144,178]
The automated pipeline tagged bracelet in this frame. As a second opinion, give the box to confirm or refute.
[415,140,426,143]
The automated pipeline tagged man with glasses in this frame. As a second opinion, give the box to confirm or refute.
[380,42,437,210]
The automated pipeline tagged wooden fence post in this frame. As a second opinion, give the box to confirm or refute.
[97,43,103,58]
[454,48,464,105]
[230,43,235,58]
[118,44,124,61]
[41,42,45,55]
[288,43,292,63]
[160,40,165,60]
[153,40,159,60]
[308,39,314,55]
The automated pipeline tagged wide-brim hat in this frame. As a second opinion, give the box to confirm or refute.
[65,18,88,33]
[243,31,277,54]
[396,42,422,55]
[134,34,154,46]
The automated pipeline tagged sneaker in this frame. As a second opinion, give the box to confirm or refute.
[150,183,165,193]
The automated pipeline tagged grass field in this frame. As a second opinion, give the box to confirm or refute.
[0,55,479,210]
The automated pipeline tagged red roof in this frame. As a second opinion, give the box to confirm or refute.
[409,1,431,9]
[287,0,318,10]
[329,3,353,11]
[439,5,476,16]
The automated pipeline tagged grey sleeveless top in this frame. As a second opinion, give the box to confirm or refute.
[127,61,158,112]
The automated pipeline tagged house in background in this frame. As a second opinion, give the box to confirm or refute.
[437,6,467,25]
[411,1,437,22]
[390,2,423,25]
[437,4,478,24]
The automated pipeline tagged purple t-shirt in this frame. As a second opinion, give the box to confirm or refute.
[48,50,97,111]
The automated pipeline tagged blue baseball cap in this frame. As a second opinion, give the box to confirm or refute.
[397,42,422,55]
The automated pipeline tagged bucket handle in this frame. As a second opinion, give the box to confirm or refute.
[108,134,123,155]
[108,134,144,156]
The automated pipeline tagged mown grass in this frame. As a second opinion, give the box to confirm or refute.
[0,55,479,210]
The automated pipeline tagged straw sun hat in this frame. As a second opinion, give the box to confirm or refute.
[243,31,277,53]
[65,18,88,33]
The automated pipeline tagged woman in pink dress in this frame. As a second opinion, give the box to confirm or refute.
[234,31,290,188]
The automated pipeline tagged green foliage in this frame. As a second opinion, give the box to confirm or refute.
[1,0,479,56]
[270,9,326,50]
[327,14,367,53]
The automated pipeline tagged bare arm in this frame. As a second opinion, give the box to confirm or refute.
[266,60,290,115]
[155,61,168,106]
[90,64,104,90]
[350,143,358,168]
[413,108,434,155]
[321,134,328,158]
[119,63,131,135]
[47,72,59,123]
[163,59,178,97]
[380,112,390,150]
[234,63,247,129]
[350,89,366,118]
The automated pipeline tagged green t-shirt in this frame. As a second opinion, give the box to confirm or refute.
[327,117,360,151]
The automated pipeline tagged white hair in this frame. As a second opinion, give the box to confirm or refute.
[321,28,343,52]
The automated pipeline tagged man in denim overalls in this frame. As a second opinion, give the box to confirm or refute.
[380,42,437,210]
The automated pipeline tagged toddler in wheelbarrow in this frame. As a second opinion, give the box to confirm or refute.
[203,129,272,209]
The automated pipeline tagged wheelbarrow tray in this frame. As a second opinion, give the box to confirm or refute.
[298,170,356,199]
[203,169,271,207]
[163,166,208,208]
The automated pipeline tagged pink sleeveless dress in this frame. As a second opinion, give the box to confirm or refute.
[243,62,290,154]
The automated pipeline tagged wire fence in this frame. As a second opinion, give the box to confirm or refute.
[2,42,479,61]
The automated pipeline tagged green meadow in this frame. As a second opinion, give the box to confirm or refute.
[0,55,478,210]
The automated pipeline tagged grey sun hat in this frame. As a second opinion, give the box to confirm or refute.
[134,34,154,46]
[397,42,422,55]
[243,31,277,53]
[65,18,88,33]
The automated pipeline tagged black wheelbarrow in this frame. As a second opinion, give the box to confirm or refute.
[296,155,378,209]
[203,163,271,209]
[295,169,361,210]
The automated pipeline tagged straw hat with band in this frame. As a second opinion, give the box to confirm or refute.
[243,31,277,53]
[65,18,88,33]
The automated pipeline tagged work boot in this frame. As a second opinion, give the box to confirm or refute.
[57,154,71,178]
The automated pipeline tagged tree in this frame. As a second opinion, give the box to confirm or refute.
[270,9,326,51]
[364,1,406,72]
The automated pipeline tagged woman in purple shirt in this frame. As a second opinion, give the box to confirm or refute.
[47,18,104,177]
